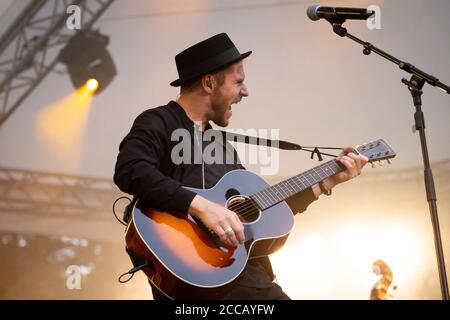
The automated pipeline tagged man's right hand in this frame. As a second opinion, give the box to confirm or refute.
[189,195,245,246]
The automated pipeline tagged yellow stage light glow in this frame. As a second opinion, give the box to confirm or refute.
[36,83,95,166]
[86,78,99,92]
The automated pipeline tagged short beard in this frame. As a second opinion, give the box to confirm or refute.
[210,91,229,127]
[212,117,228,127]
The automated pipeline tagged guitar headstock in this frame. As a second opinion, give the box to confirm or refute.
[356,139,396,166]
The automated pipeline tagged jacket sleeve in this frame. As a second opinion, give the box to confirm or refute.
[113,111,196,213]
[285,187,317,215]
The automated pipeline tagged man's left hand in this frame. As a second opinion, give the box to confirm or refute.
[323,146,368,191]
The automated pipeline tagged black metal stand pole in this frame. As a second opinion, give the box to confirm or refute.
[328,21,449,299]
[402,75,449,299]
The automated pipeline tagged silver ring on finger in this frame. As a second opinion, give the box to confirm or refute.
[224,226,233,234]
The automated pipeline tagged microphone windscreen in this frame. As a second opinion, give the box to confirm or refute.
[306,4,321,21]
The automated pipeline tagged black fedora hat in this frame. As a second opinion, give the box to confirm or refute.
[170,33,252,87]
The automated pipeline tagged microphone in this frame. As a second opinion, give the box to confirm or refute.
[307,4,374,22]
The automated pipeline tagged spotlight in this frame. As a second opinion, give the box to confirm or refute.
[58,30,116,94]
[86,78,99,92]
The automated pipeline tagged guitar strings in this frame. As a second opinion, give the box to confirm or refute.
[227,198,260,219]
[226,182,308,219]
[230,201,259,219]
[218,149,384,221]
[228,199,262,213]
[227,196,279,219]
[226,178,326,219]
[226,177,309,213]
[226,177,315,217]
[226,198,252,211]
[226,161,344,218]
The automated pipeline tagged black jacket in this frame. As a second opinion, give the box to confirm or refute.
[114,101,317,288]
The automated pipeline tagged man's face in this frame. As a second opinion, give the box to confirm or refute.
[209,61,249,127]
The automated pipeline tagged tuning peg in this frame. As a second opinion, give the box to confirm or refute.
[387,159,392,165]
[378,160,384,166]
[371,162,377,168]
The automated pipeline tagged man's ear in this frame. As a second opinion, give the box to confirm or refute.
[202,75,215,92]
[209,77,216,88]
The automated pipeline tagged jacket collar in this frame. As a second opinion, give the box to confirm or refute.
[169,100,213,131]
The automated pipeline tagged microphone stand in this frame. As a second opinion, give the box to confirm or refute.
[326,18,450,300]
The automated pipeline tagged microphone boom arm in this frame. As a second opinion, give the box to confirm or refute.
[330,23,450,94]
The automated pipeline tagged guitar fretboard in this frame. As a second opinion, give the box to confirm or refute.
[250,159,342,210]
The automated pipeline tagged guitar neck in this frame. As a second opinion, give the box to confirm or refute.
[250,159,343,210]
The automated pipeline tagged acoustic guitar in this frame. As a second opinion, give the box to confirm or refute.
[125,139,396,299]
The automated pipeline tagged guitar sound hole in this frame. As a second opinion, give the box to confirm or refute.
[226,195,260,223]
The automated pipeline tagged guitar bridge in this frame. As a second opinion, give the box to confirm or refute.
[191,215,224,247]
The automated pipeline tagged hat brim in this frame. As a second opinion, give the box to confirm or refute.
[170,51,252,87]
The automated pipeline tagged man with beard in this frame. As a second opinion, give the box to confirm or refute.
[114,33,367,300]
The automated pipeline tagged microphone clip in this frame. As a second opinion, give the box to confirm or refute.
[332,23,347,37]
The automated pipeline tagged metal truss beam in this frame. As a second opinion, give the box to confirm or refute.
[0,0,114,127]
[0,166,123,217]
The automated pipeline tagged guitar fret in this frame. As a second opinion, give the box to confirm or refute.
[318,164,329,180]
[262,188,277,207]
[334,161,342,173]
[321,161,336,178]
[327,162,335,174]
[259,191,271,209]
[285,177,298,195]
[285,178,297,195]
[251,193,265,209]
[301,175,310,186]
[304,171,316,185]
[312,167,322,182]
[322,164,331,176]
[274,185,285,200]
[322,162,333,177]
[294,175,307,190]
[290,176,303,192]
[310,169,319,183]
[271,186,282,203]
[291,176,301,191]
[256,190,268,208]
[313,168,322,181]
[276,183,290,199]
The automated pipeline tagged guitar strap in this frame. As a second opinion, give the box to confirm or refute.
[218,130,302,150]
[219,130,343,160]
